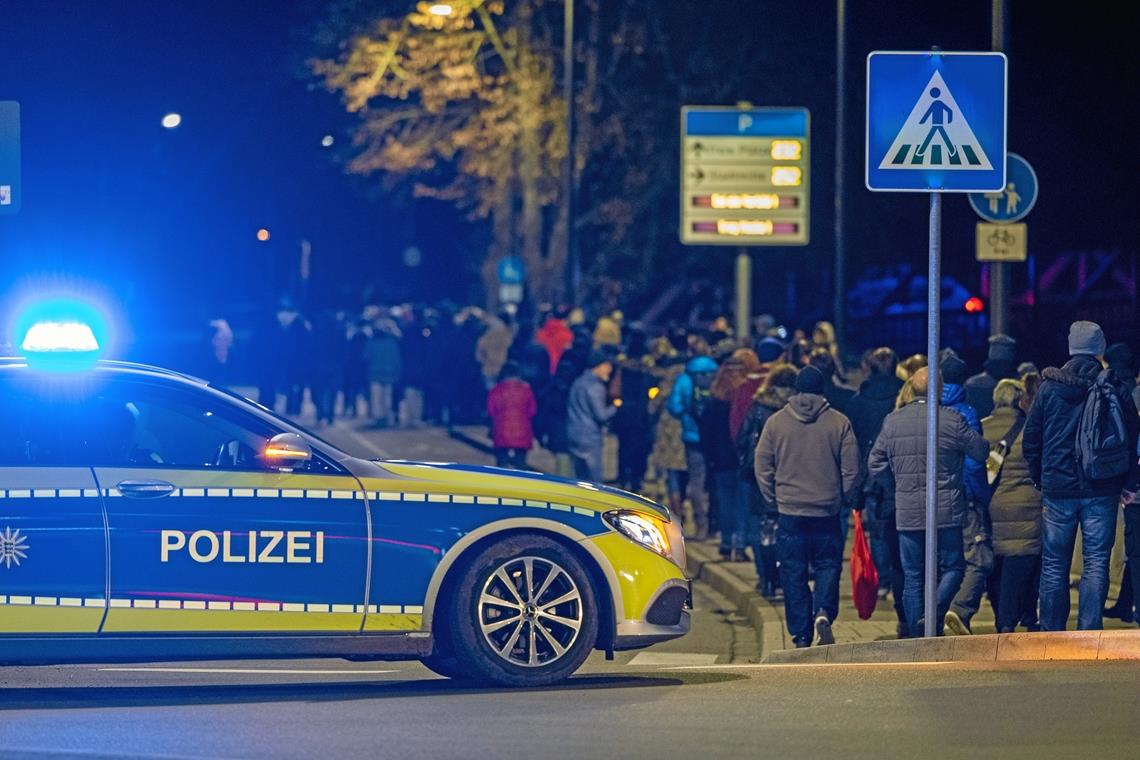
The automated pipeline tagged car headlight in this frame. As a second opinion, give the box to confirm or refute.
[603,510,671,560]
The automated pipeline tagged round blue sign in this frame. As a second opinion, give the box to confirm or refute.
[968,152,1037,223]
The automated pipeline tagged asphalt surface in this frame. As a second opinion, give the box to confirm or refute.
[2,420,1136,758]
[2,658,1137,758]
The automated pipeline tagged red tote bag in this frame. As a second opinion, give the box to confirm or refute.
[850,510,879,620]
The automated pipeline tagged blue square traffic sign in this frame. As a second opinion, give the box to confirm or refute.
[0,101,19,213]
[865,52,1006,193]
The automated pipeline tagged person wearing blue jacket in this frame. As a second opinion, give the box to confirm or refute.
[941,354,995,635]
[668,355,718,539]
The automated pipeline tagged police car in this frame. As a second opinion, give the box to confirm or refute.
[0,320,690,687]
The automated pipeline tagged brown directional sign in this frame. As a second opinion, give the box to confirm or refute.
[680,107,809,246]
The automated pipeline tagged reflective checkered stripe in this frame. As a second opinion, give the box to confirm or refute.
[363,491,600,518]
[3,488,603,518]
[99,488,361,500]
[0,595,420,615]
[0,595,425,634]
[1,489,100,498]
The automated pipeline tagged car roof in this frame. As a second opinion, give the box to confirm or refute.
[0,357,207,386]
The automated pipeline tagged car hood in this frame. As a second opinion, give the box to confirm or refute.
[351,459,672,522]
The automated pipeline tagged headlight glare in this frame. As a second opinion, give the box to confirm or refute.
[603,510,671,559]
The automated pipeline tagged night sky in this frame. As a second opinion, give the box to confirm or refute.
[1,1,1136,360]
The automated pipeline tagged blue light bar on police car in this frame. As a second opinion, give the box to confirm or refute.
[20,321,100,353]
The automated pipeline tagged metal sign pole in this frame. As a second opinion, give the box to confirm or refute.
[735,248,751,341]
[924,191,942,638]
[989,0,1010,336]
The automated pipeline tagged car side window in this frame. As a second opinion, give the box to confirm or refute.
[95,380,343,472]
[0,374,337,473]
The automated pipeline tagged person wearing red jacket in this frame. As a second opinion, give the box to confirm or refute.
[487,362,538,470]
[536,313,574,375]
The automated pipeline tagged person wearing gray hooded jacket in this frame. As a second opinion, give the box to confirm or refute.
[869,367,990,635]
[755,366,860,647]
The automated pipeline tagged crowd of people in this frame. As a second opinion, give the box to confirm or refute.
[207,300,1140,648]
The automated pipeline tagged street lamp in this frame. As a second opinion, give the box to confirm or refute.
[320,134,335,148]
[161,113,182,129]
[256,228,271,242]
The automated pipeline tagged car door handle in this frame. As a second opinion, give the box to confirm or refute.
[117,480,176,499]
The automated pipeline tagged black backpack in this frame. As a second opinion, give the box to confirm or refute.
[1076,369,1131,481]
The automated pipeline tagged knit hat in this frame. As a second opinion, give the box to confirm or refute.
[586,349,612,369]
[755,337,784,363]
[1068,321,1106,357]
[988,334,1016,362]
[1104,342,1134,370]
[794,365,825,395]
[940,356,968,386]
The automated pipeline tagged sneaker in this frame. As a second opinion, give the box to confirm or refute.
[944,610,971,636]
[813,615,835,646]
[731,549,751,563]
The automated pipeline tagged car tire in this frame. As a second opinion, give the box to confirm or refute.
[448,534,599,688]
[419,652,472,681]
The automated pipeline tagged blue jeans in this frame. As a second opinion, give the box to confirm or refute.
[712,470,745,551]
[571,450,603,483]
[777,513,843,645]
[1039,495,1118,631]
[898,527,966,635]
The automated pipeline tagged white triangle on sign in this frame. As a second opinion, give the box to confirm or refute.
[878,70,993,171]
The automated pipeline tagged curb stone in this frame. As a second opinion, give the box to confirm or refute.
[685,542,786,658]
[763,628,1140,664]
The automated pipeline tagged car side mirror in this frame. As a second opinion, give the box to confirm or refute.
[264,433,312,470]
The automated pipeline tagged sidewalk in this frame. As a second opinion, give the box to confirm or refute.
[686,531,1138,659]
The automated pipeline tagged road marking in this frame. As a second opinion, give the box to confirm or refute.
[97,667,401,675]
[627,652,719,666]
[660,661,964,671]
[333,423,394,459]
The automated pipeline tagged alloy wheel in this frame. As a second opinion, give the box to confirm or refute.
[477,556,583,668]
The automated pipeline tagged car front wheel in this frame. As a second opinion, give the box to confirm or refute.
[448,535,599,687]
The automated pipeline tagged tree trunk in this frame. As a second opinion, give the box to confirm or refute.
[516,0,548,302]
[484,167,517,311]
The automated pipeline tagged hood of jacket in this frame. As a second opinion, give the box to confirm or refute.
[536,319,573,348]
[941,382,966,407]
[1042,355,1101,402]
[686,356,719,374]
[755,384,794,411]
[787,393,829,423]
[858,374,903,401]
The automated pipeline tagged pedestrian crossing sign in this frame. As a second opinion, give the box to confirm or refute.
[866,52,1006,193]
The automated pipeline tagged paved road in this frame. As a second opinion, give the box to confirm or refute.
[2,658,1137,758]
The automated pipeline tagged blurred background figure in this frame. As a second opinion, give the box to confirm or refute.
[486,361,536,470]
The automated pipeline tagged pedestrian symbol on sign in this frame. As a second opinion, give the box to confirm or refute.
[984,183,1021,215]
[917,88,954,159]
[878,71,993,171]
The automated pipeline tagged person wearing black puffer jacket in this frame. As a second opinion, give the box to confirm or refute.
[845,347,907,635]
[736,363,799,598]
[1024,321,1140,631]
